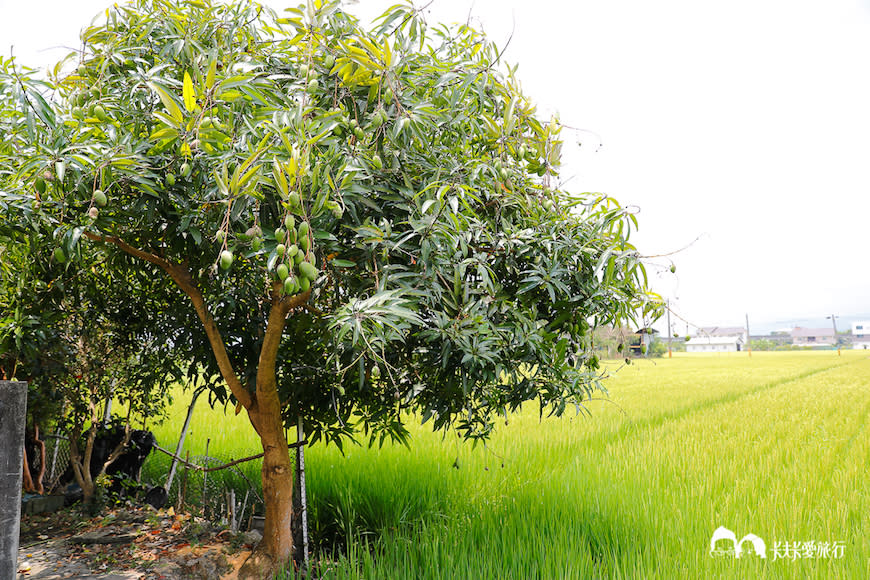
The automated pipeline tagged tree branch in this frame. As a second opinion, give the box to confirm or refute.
[83,231,253,410]
[256,284,311,409]
[152,440,307,472]
[302,303,325,317]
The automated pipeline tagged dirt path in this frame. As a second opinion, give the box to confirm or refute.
[18,538,141,579]
[16,507,256,579]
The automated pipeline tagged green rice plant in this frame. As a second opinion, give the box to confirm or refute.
[145,351,870,579]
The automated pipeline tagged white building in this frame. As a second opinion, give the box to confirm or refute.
[686,336,745,353]
[853,321,870,350]
[698,326,748,343]
[791,327,835,347]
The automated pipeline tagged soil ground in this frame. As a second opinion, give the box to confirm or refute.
[16,505,258,579]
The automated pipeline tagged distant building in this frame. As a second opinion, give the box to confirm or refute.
[791,327,835,347]
[686,336,744,353]
[749,333,791,346]
[594,326,658,356]
[698,326,748,343]
[852,321,870,350]
[633,328,658,355]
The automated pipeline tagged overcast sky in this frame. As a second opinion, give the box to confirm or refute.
[2,0,869,334]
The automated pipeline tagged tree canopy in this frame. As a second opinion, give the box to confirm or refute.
[1,0,661,571]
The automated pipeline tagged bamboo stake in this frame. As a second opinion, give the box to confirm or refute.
[202,438,210,518]
[296,417,309,576]
[165,388,202,493]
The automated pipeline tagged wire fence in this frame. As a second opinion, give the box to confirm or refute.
[32,433,268,532]
[156,449,265,531]
[42,434,71,494]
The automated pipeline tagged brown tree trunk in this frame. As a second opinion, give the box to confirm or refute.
[68,426,98,506]
[238,291,303,578]
[90,243,310,578]
[23,437,48,495]
[22,445,36,493]
[240,401,295,578]
[33,424,46,495]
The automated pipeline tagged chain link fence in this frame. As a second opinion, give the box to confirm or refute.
[158,451,264,531]
[30,432,266,532]
[42,434,71,494]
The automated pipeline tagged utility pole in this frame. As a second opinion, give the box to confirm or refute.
[1,381,27,580]
[746,313,751,357]
[667,300,672,358]
[827,314,840,355]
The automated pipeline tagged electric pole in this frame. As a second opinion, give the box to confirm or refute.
[667,300,672,358]
[746,313,751,357]
[827,314,840,355]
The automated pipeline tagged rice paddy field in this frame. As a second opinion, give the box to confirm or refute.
[142,351,870,579]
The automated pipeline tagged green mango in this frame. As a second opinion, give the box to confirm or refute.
[297,221,309,238]
[299,261,318,281]
[93,190,108,207]
[219,250,233,270]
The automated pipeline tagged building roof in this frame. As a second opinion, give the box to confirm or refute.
[791,327,835,338]
[687,336,744,346]
[698,326,746,337]
[636,327,659,335]
[596,326,659,339]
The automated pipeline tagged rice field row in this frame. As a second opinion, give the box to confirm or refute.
[141,351,870,579]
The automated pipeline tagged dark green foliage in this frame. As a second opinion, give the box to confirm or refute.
[0,0,662,450]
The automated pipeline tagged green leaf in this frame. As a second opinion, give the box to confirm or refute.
[63,226,86,257]
[149,126,179,142]
[205,59,217,90]
[147,81,184,124]
[272,158,289,199]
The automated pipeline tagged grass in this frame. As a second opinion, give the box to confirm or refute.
[140,351,870,579]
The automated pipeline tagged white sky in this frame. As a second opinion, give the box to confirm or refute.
[2,0,869,334]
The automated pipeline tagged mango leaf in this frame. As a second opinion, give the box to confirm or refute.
[149,126,178,141]
[205,59,217,90]
[147,81,183,124]
[272,158,289,199]
[183,71,196,112]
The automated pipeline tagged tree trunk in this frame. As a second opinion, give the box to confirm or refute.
[259,416,294,564]
[69,444,97,506]
[237,289,304,578]
[33,425,46,494]
[95,253,310,578]
[239,398,295,579]
[68,427,98,506]
[21,445,36,493]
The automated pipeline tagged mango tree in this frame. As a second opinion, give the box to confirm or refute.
[0,0,661,574]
